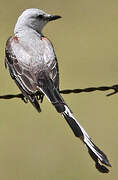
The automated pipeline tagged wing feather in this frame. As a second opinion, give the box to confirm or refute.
[5,36,41,112]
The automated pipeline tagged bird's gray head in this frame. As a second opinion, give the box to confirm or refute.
[14,8,61,34]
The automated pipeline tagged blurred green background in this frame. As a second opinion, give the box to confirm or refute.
[0,0,118,179]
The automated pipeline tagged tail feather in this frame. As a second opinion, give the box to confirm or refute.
[62,105,111,173]
[42,86,111,172]
[38,71,111,173]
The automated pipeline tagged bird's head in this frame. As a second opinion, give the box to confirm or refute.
[14,8,61,34]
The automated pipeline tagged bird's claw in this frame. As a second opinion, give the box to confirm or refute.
[36,92,44,103]
[21,94,28,103]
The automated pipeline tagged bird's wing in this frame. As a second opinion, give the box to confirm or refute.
[5,36,41,112]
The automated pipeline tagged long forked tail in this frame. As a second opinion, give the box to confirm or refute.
[62,105,111,173]
[38,71,111,173]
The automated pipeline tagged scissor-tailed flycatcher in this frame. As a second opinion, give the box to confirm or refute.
[5,8,111,173]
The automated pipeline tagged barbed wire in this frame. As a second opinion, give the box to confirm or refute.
[0,84,118,104]
[59,84,118,96]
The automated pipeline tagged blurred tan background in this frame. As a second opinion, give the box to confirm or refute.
[0,0,118,179]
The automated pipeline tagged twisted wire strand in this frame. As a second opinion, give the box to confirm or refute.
[0,84,118,103]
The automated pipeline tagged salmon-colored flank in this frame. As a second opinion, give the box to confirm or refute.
[41,36,47,40]
[13,36,18,41]
[10,36,19,44]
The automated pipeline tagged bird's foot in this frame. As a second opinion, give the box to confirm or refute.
[35,92,44,103]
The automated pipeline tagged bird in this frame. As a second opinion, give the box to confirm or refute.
[5,8,111,173]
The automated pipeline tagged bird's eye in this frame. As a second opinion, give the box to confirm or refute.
[37,15,43,19]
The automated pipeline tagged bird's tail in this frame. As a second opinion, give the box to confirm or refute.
[62,105,111,173]
[38,71,111,173]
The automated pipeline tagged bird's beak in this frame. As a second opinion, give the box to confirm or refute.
[48,15,62,21]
